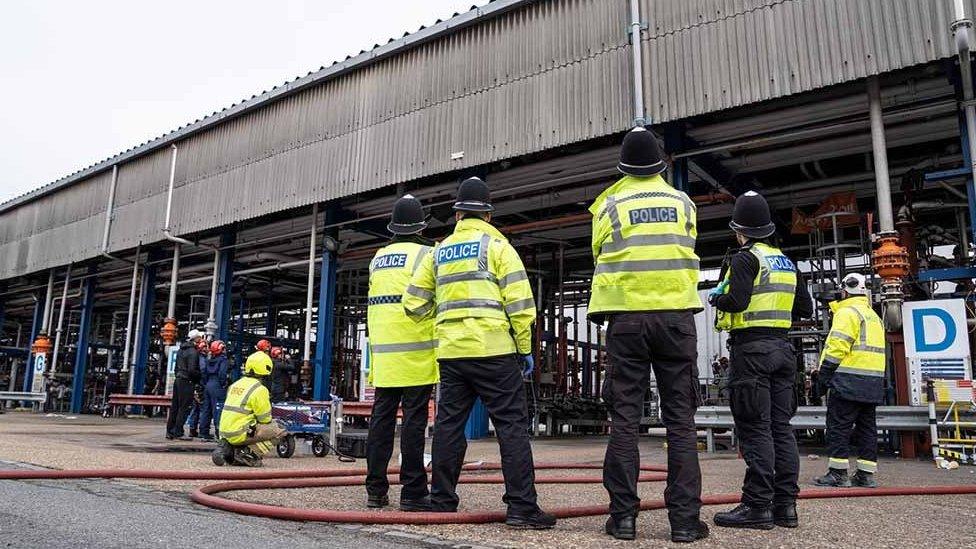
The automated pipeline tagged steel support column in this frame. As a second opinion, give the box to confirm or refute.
[215,231,236,341]
[313,206,337,401]
[233,294,246,383]
[665,124,689,193]
[23,297,45,393]
[132,254,158,395]
[953,69,976,244]
[70,272,97,413]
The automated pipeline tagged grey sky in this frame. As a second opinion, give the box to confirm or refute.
[0,0,485,203]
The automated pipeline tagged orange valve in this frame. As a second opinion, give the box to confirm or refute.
[31,332,53,356]
[872,234,910,281]
[160,317,179,346]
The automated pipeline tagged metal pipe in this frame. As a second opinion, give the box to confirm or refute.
[304,204,319,363]
[163,144,195,248]
[167,245,180,319]
[48,265,73,374]
[953,2,976,248]
[206,249,220,336]
[100,165,133,265]
[128,267,147,393]
[41,270,55,333]
[867,77,895,233]
[628,0,646,125]
[121,244,141,373]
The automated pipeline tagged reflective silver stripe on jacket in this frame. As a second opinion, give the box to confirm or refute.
[437,271,497,285]
[600,233,696,254]
[372,340,438,353]
[239,380,263,406]
[600,191,694,236]
[222,405,249,415]
[741,310,792,322]
[412,246,432,273]
[368,295,402,306]
[835,366,885,377]
[849,307,885,354]
[605,196,622,244]
[477,234,491,272]
[220,425,251,438]
[405,284,434,300]
[593,258,700,275]
[254,412,272,422]
[829,331,855,345]
[753,282,795,294]
[504,298,535,315]
[405,301,434,318]
[497,270,528,289]
[437,299,504,313]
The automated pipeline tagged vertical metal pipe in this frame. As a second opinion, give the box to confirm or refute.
[128,266,147,393]
[121,244,140,373]
[629,0,647,125]
[953,3,976,246]
[49,265,73,374]
[41,270,55,333]
[167,245,180,319]
[867,77,895,233]
[101,165,118,252]
[304,204,319,363]
[206,249,220,335]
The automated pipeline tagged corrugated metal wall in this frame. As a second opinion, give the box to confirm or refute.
[1,0,971,281]
[642,0,970,122]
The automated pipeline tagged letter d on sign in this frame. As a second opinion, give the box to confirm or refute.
[912,308,956,353]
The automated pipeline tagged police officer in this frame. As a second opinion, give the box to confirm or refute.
[813,273,885,488]
[213,352,286,467]
[709,191,813,530]
[590,127,707,543]
[199,340,229,441]
[403,177,555,529]
[365,194,439,512]
[166,329,203,440]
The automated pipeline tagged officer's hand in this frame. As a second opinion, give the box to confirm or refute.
[708,280,728,305]
[817,369,832,394]
[520,354,535,377]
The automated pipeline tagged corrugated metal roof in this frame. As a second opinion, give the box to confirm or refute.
[642,0,968,122]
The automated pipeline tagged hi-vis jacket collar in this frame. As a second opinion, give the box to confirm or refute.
[455,216,507,242]
[589,174,671,215]
[829,295,869,313]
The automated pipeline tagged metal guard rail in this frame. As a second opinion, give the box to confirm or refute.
[695,405,930,431]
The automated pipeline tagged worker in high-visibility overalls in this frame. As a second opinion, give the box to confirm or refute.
[364,194,439,512]
[212,352,285,467]
[814,273,886,488]
[403,177,555,530]
[589,126,707,543]
[709,191,812,530]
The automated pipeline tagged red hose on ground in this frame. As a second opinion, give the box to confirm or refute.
[3,462,974,525]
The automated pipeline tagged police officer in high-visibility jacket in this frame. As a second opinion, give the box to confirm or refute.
[212,352,285,467]
[814,273,885,488]
[709,191,812,530]
[365,194,439,512]
[590,127,707,543]
[403,177,555,530]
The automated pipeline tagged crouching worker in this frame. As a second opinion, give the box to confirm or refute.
[212,352,286,467]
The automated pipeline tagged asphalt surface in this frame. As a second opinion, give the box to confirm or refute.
[0,463,422,549]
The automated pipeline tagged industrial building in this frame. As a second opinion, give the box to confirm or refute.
[1,0,974,454]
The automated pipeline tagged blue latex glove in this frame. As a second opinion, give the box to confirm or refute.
[520,354,535,377]
[708,280,729,305]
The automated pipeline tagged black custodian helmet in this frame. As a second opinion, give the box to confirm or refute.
[453,177,493,212]
[387,194,427,235]
[618,126,667,177]
[729,191,776,239]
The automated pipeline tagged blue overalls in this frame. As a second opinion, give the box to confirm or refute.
[199,354,228,438]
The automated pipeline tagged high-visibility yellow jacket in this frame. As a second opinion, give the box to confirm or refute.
[367,241,439,387]
[588,175,702,318]
[218,376,272,445]
[403,217,535,360]
[820,295,886,403]
[716,242,797,331]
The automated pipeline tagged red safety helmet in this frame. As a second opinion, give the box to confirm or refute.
[270,346,283,359]
[210,340,226,356]
[195,338,208,352]
[255,339,272,352]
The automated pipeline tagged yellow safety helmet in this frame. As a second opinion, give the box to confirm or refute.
[244,351,274,376]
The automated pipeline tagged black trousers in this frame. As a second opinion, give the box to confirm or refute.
[166,378,196,438]
[430,355,538,515]
[825,392,878,471]
[603,311,702,529]
[366,384,434,500]
[728,336,799,507]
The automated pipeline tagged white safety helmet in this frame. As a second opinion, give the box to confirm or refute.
[187,329,203,340]
[841,273,869,296]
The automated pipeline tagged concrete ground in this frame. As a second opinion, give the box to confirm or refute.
[0,413,974,548]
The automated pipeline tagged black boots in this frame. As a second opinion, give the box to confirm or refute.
[505,508,557,530]
[713,503,774,530]
[211,440,232,466]
[399,496,432,512]
[671,521,710,543]
[851,470,877,488]
[605,515,636,540]
[813,469,852,487]
[366,494,389,508]
[773,503,798,528]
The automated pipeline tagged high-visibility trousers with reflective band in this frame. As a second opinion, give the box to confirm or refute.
[218,377,271,445]
[824,301,886,402]
[589,182,701,314]
[716,243,797,331]
[367,242,439,387]
[427,231,533,359]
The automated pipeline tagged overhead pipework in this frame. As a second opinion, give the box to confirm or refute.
[628,0,646,126]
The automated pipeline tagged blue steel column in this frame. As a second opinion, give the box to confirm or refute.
[313,205,338,401]
[132,254,158,396]
[664,124,689,193]
[23,294,45,392]
[70,271,97,413]
[232,294,246,382]
[215,231,236,341]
